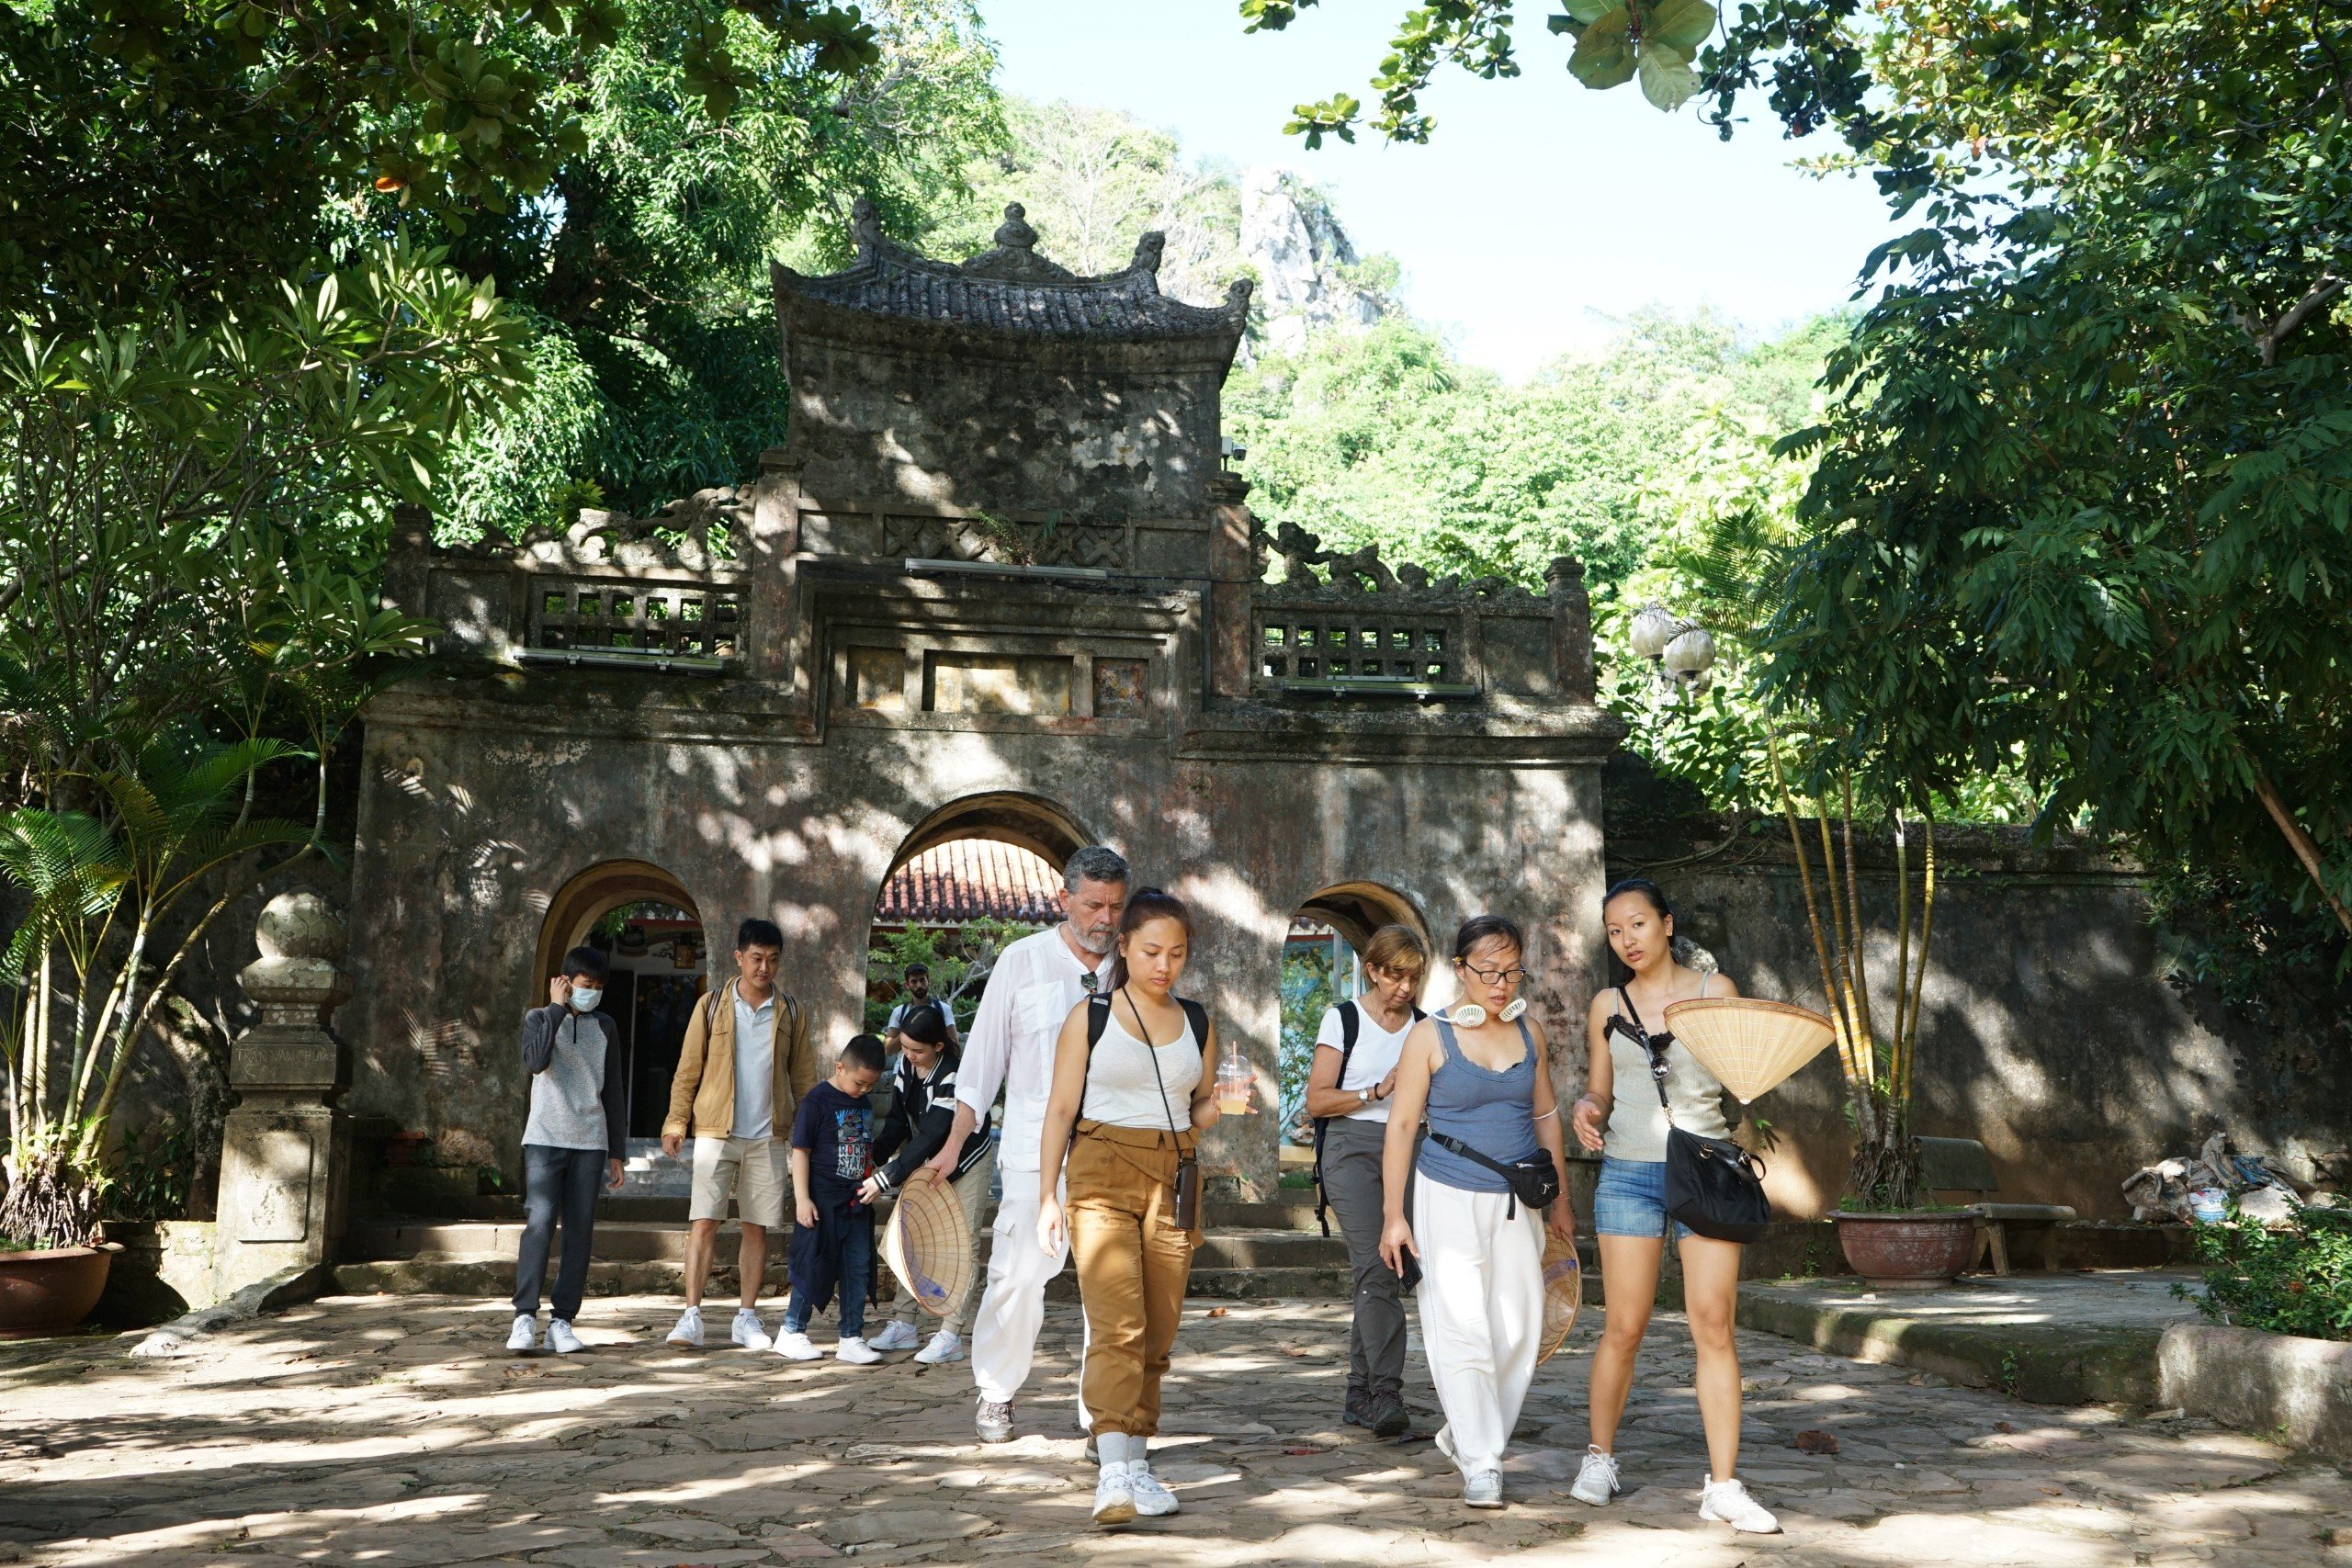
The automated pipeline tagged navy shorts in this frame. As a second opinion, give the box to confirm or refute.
[1592,1156,1694,1242]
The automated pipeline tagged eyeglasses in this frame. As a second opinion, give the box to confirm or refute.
[1080,971,1100,993]
[1460,962,1529,986]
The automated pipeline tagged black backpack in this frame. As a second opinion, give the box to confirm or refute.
[1312,1000,1424,1236]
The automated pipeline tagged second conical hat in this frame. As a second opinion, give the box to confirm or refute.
[1660,997,1838,1104]
[1535,1230,1583,1367]
[881,1168,976,1319]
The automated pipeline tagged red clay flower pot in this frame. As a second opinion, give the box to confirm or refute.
[0,1243,119,1338]
[1830,1211,1977,1290]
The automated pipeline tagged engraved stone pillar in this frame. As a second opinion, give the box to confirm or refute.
[1546,555,1596,703]
[1206,475,1257,699]
[212,892,352,1298]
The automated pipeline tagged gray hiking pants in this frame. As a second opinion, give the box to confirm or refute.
[1320,1115,1416,1399]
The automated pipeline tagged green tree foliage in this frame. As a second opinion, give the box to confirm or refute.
[432,0,1005,537]
[1230,307,1835,592]
[0,0,883,310]
[1747,0,2352,933]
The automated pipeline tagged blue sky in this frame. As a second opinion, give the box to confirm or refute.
[978,0,1905,378]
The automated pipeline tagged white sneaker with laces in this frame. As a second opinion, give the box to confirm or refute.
[1570,1447,1622,1506]
[1700,1475,1781,1534]
[730,1309,773,1351]
[1091,1462,1137,1527]
[773,1330,820,1361]
[868,1321,922,1352]
[1127,1461,1180,1517]
[835,1336,881,1364]
[975,1396,1014,1443]
[666,1306,704,1348]
[546,1319,586,1355]
[913,1328,966,1364]
[507,1314,539,1353]
[1464,1470,1504,1508]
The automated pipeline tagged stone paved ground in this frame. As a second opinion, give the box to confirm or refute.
[2,1293,2346,1566]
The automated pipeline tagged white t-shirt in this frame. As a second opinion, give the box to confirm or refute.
[956,926,1114,1173]
[730,990,776,1139]
[888,998,956,1037]
[1314,1002,1415,1124]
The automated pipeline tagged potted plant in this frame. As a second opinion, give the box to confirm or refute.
[1770,742,1976,1288]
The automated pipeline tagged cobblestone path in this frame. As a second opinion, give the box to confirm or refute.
[0,1294,2344,1565]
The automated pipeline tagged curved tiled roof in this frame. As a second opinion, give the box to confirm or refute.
[875,840,1067,926]
[774,199,1251,343]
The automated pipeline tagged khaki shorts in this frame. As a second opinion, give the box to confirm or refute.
[689,1135,788,1228]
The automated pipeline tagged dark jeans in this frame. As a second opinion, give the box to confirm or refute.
[785,1211,875,1337]
[513,1145,605,1322]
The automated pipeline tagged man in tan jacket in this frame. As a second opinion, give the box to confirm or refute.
[659,918,819,1350]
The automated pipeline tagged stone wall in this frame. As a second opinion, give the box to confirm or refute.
[1604,773,2352,1219]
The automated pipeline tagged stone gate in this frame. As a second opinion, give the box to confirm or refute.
[345,199,1621,1196]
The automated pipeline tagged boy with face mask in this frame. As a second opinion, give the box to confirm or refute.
[509,946,629,1354]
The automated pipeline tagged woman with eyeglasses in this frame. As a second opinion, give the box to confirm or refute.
[1378,914,1576,1510]
[1567,877,1778,1535]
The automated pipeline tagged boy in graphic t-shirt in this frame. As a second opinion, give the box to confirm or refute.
[777,1034,887,1363]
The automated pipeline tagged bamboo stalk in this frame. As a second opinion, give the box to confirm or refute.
[1815,808,1866,1077]
[1903,814,1938,1105]
[1892,805,1912,1060]
[1839,771,1877,1074]
[1770,737,1862,1087]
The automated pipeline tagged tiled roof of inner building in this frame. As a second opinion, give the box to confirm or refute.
[875,840,1066,926]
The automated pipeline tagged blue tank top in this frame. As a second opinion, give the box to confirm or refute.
[1415,1018,1541,1194]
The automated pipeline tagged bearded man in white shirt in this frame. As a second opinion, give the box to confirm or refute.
[926,844,1127,1443]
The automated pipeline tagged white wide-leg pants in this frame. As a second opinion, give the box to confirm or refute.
[1414,1175,1545,1474]
[969,1179,1077,1411]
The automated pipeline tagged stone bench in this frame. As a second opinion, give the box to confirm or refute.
[1918,1135,2077,1274]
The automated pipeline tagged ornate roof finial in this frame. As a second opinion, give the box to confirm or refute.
[993,203,1039,254]
[850,196,884,258]
[1130,231,1166,275]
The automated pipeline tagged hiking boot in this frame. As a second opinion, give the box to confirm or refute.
[1363,1389,1408,1438]
[1342,1387,1369,1427]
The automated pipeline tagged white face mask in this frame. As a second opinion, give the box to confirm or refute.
[569,987,603,1013]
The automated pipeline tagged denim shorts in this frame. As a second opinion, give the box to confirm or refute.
[1592,1156,1693,1241]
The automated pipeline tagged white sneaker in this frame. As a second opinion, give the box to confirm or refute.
[773,1330,820,1361]
[835,1336,881,1365]
[869,1321,922,1352]
[546,1319,585,1355]
[1127,1462,1180,1517]
[1091,1463,1137,1526]
[913,1328,966,1364]
[1570,1446,1621,1506]
[506,1314,539,1353]
[1464,1469,1504,1508]
[666,1305,704,1348]
[975,1396,1014,1443]
[1700,1475,1781,1534]
[730,1309,773,1351]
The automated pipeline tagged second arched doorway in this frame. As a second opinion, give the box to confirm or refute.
[1279,881,1433,1150]
[535,859,708,1139]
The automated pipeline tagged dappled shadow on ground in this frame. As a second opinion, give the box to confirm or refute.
[0,1293,2345,1566]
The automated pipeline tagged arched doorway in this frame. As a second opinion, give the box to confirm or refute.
[865,794,1095,1047]
[1278,882,1433,1152]
[536,860,707,1139]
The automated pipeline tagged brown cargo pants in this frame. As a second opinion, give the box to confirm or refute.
[1068,1120,1201,1438]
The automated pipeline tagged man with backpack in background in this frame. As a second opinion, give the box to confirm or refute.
[661,917,819,1353]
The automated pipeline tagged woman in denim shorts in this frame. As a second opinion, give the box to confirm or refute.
[1566,879,1779,1535]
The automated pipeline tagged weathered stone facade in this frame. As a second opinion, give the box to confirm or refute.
[346,202,1620,1197]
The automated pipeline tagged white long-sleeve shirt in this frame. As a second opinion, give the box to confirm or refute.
[956,925,1114,1173]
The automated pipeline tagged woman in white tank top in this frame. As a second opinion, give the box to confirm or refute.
[1035,888,1228,1529]
[1567,878,1780,1537]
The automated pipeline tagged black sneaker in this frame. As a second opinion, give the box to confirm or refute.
[1343,1388,1370,1427]
[1364,1389,1409,1438]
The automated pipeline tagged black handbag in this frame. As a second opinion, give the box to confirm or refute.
[1619,987,1772,1243]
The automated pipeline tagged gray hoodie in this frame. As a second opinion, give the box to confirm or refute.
[520,1003,628,1156]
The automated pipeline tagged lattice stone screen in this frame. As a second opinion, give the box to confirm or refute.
[527,579,744,659]
[1257,611,1462,684]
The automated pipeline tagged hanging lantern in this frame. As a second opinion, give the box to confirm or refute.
[1663,627,1717,689]
[1629,603,1684,662]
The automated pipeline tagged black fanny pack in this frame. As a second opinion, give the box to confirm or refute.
[1430,1132,1562,1219]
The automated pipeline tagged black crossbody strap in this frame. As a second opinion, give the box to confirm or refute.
[1619,985,1677,1122]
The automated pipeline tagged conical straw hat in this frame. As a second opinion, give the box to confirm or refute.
[881,1168,975,1319]
[1660,997,1838,1104]
[1536,1229,1582,1366]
